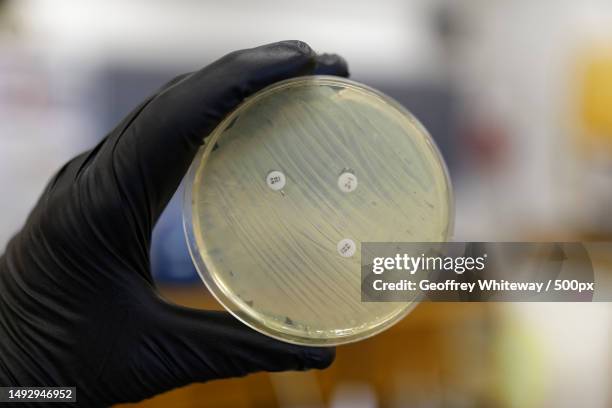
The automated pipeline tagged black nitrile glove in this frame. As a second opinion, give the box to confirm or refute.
[0,41,349,407]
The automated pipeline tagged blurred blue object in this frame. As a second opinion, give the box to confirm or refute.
[150,184,199,283]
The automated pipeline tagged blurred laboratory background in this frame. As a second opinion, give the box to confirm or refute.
[2,0,612,406]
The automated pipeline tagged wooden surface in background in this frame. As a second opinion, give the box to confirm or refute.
[116,286,494,408]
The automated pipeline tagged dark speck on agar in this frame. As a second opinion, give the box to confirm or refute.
[225,116,239,131]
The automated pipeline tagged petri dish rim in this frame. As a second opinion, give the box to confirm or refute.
[183,75,454,346]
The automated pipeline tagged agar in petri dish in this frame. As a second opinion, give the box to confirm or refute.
[183,76,453,346]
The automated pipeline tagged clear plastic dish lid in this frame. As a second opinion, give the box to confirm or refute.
[183,76,453,346]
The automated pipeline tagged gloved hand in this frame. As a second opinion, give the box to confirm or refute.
[0,41,349,407]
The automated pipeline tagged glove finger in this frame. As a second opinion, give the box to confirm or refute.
[148,302,335,387]
[109,41,349,224]
[314,53,350,77]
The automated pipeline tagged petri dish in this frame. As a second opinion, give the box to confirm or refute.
[183,76,453,346]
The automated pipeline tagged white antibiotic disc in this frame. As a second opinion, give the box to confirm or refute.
[266,170,286,191]
[337,171,358,193]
